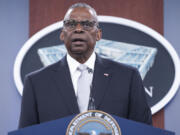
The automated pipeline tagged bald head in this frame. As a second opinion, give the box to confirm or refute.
[64,3,98,23]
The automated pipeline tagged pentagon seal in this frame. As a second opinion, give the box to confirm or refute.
[66,110,121,135]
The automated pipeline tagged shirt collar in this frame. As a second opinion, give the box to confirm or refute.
[84,52,96,70]
[67,52,96,74]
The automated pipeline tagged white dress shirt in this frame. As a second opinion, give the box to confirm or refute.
[66,52,96,96]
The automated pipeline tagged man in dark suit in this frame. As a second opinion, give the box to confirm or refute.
[19,3,152,128]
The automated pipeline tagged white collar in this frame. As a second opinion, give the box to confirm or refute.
[67,52,96,75]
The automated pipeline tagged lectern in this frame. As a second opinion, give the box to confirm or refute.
[9,110,175,135]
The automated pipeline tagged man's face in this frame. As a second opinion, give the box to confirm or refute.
[60,7,101,60]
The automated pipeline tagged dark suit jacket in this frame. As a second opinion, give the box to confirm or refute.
[19,55,152,128]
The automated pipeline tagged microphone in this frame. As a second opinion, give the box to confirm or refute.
[87,67,93,74]
[86,67,95,110]
[88,84,96,110]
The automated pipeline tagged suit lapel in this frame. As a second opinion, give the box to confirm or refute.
[50,55,112,113]
[50,56,80,114]
[91,55,112,109]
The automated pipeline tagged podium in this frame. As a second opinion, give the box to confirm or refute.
[9,111,175,135]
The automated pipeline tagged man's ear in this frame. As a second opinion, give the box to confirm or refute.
[60,30,64,41]
[96,29,102,41]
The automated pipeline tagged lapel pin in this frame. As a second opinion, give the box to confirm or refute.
[104,73,109,77]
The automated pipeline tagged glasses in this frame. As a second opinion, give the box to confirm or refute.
[63,19,98,31]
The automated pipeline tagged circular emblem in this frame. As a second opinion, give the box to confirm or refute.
[14,16,180,114]
[66,110,121,135]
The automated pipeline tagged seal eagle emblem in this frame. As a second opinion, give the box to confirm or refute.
[66,110,121,135]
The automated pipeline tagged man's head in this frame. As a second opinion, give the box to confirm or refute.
[60,3,101,63]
